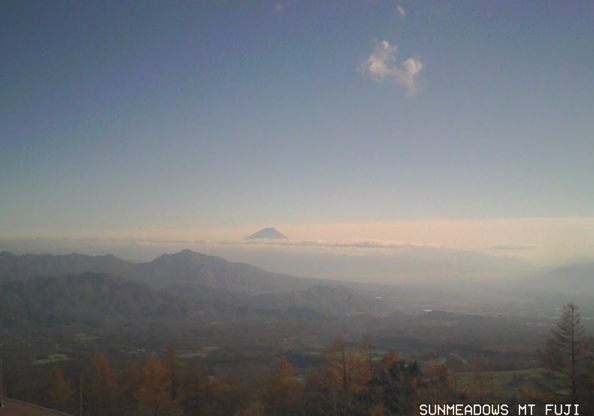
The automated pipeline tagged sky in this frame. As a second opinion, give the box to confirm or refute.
[1,1,593,264]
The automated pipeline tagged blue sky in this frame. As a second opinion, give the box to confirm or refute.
[1,1,593,259]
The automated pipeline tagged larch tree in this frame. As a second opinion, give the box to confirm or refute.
[122,359,143,416]
[164,343,179,402]
[82,353,120,416]
[265,356,301,416]
[46,368,74,414]
[359,333,375,375]
[180,359,210,416]
[316,336,373,416]
[541,303,588,404]
[139,353,182,416]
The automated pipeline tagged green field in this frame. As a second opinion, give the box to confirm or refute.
[454,368,544,398]
[33,353,71,365]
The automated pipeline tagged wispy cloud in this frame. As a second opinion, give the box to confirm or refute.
[359,40,423,96]
[485,244,538,251]
[241,239,428,250]
[274,3,283,13]
[396,5,406,18]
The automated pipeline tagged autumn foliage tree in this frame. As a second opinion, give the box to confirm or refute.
[122,359,143,416]
[306,335,423,416]
[139,353,183,416]
[28,339,430,416]
[317,336,372,416]
[180,359,210,416]
[82,353,120,416]
[164,343,180,402]
[46,368,74,414]
[264,356,302,416]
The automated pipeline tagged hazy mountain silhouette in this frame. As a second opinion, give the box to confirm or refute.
[523,261,594,295]
[128,249,315,293]
[244,227,288,240]
[0,269,387,331]
[0,250,322,295]
[0,272,189,328]
[0,251,133,283]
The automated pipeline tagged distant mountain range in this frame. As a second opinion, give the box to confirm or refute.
[523,261,594,295]
[0,250,389,332]
[0,237,537,283]
[128,249,312,293]
[2,249,593,297]
[1,249,593,334]
[0,249,314,294]
[0,251,132,282]
[0,272,188,329]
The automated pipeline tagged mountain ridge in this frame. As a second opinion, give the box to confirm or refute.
[0,272,189,329]
[0,249,323,295]
[0,251,134,283]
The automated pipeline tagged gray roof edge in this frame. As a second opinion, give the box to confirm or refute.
[0,396,75,416]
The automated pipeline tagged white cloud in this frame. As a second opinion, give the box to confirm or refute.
[359,40,423,96]
[396,5,406,17]
[274,3,283,13]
